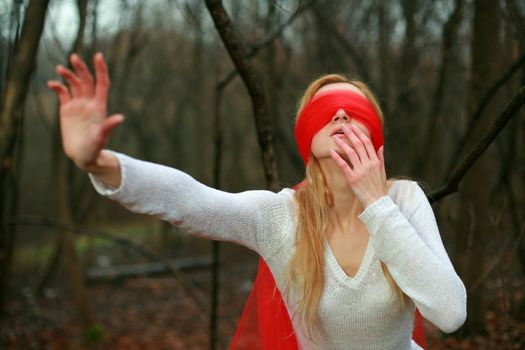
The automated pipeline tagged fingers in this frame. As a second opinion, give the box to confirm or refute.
[329,149,355,180]
[56,65,82,98]
[378,145,386,180]
[94,52,110,104]
[47,80,71,104]
[333,136,360,169]
[99,114,124,140]
[334,124,386,181]
[342,124,377,162]
[52,53,104,100]
[70,54,95,97]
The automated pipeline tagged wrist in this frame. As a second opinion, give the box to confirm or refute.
[80,150,115,174]
[364,193,388,209]
[82,150,122,189]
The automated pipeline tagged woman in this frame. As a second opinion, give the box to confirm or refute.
[47,53,467,349]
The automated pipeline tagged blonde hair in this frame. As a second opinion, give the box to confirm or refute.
[283,74,413,342]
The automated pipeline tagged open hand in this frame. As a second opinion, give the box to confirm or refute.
[47,53,123,170]
[329,124,387,209]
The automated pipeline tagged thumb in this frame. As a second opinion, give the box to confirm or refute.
[100,114,124,140]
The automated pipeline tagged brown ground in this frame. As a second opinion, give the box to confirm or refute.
[2,241,524,349]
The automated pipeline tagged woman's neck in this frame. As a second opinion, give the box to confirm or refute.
[318,158,364,235]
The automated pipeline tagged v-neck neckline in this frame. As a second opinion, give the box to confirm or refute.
[323,233,374,289]
[321,181,402,289]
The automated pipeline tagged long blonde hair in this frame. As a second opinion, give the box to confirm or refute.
[283,74,413,342]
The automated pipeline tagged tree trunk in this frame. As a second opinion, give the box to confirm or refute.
[397,0,418,121]
[453,0,502,335]
[390,0,419,166]
[205,0,280,191]
[50,0,98,334]
[413,0,465,179]
[0,0,50,321]
[377,2,393,115]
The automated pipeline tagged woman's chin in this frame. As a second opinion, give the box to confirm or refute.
[318,150,353,167]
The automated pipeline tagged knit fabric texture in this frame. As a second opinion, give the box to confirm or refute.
[88,151,467,350]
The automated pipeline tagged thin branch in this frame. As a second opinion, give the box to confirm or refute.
[270,0,304,14]
[218,0,314,89]
[446,53,525,173]
[428,86,525,203]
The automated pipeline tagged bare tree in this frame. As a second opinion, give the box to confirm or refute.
[0,0,50,320]
[412,0,465,178]
[205,0,280,191]
[48,0,99,336]
[452,0,503,335]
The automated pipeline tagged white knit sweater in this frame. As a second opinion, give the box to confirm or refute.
[89,151,467,350]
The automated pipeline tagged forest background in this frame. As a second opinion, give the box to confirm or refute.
[1,0,524,349]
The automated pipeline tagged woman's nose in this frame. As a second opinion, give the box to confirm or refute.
[332,109,350,123]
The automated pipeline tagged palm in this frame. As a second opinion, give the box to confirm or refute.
[48,53,123,169]
[60,98,105,164]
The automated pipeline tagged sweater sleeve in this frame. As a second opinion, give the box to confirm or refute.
[357,180,467,333]
[88,151,295,258]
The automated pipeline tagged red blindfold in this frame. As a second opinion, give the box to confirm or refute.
[294,89,384,164]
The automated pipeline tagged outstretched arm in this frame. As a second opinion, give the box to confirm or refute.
[48,54,294,258]
[47,53,123,188]
[89,151,295,256]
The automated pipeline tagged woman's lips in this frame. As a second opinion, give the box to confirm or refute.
[331,128,345,136]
